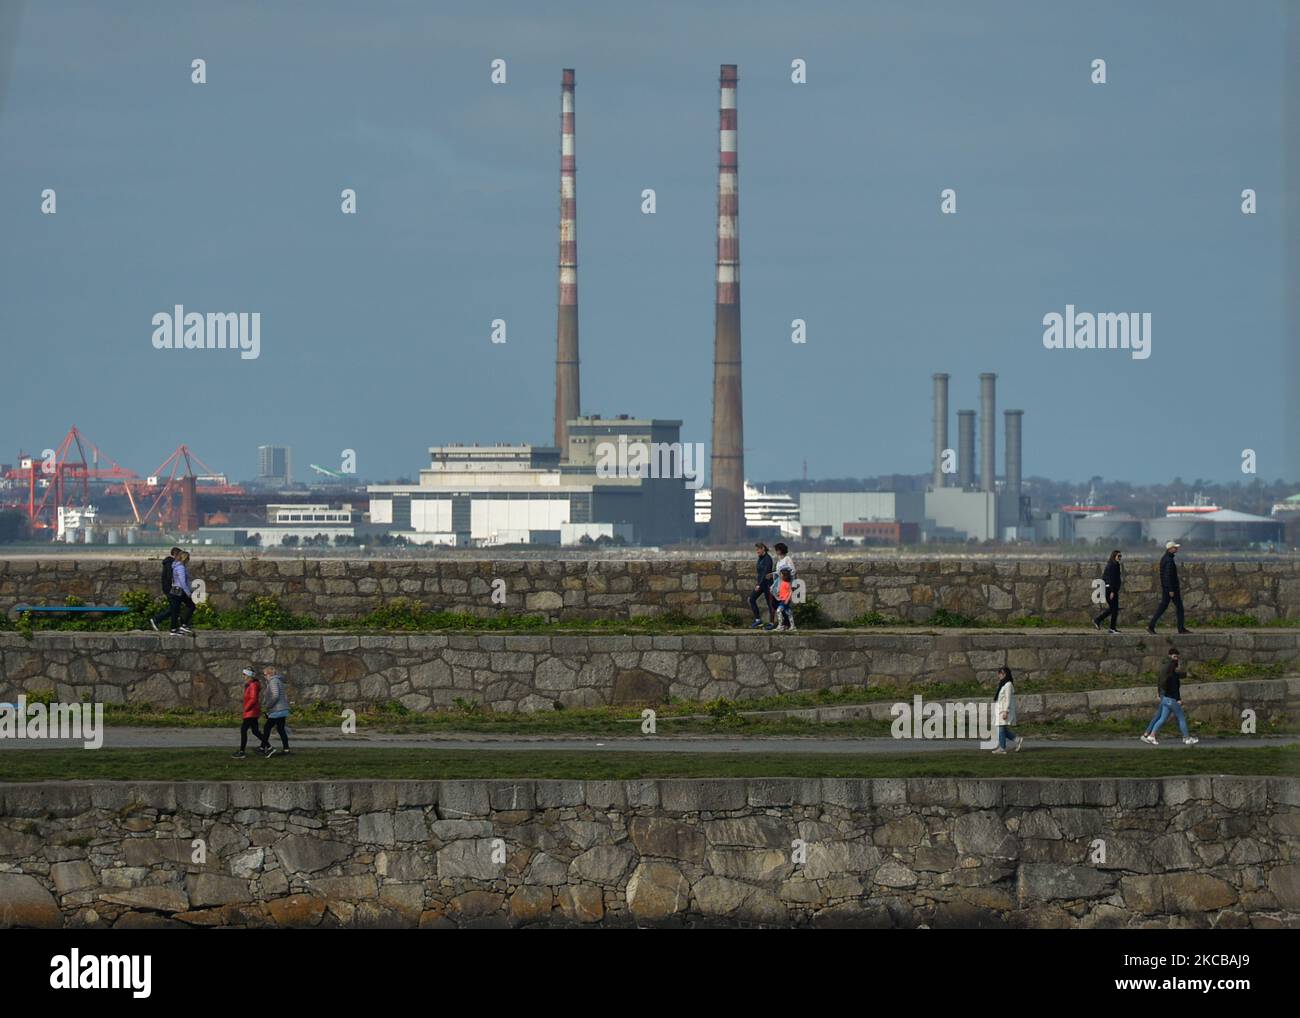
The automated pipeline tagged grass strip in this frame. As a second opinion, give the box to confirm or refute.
[1,745,1296,782]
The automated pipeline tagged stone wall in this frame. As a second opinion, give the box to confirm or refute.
[3,631,1298,713]
[1,778,1295,928]
[3,556,1298,623]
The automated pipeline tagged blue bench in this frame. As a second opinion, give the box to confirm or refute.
[12,604,131,616]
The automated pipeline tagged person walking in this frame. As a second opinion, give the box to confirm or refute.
[1141,647,1199,746]
[990,665,1023,754]
[232,668,265,759]
[748,542,776,629]
[1093,549,1124,633]
[773,567,796,632]
[258,667,291,757]
[1147,541,1189,634]
[764,543,796,631]
[148,547,183,631]
[168,550,195,636]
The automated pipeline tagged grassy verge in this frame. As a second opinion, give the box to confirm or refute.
[89,665,1295,736]
[4,593,1297,637]
[1,745,1295,782]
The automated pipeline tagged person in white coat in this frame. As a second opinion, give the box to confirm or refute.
[992,666,1023,754]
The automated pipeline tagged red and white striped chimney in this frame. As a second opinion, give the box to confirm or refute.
[554,68,580,454]
[710,64,745,544]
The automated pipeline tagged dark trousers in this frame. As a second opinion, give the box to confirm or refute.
[1149,590,1184,630]
[151,593,172,626]
[262,715,288,749]
[1095,593,1120,630]
[239,717,263,752]
[168,593,195,631]
[748,587,775,621]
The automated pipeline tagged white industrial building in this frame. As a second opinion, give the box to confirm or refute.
[367,416,692,547]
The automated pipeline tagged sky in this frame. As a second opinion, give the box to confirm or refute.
[0,0,1292,487]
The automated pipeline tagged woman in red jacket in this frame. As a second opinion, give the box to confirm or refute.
[232,668,265,759]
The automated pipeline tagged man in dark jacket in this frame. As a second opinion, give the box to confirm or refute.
[1141,646,1198,745]
[1093,549,1123,633]
[1147,541,1189,634]
[748,542,776,629]
[148,547,183,632]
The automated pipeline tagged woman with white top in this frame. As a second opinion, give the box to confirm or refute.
[992,665,1023,754]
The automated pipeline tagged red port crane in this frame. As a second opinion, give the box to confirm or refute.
[2,427,139,531]
[118,445,245,532]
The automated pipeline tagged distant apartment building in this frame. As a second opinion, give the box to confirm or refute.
[258,445,293,487]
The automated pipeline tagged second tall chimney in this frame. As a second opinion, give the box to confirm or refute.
[957,410,975,489]
[710,64,745,544]
[1004,409,1023,502]
[554,69,580,454]
[979,372,997,493]
[932,373,949,489]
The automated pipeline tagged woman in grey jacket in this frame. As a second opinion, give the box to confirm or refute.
[258,667,291,757]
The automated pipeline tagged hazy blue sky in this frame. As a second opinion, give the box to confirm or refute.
[0,0,1291,486]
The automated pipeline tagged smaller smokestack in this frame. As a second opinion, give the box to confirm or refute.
[957,410,975,489]
[1004,410,1023,501]
[932,373,949,489]
[979,372,997,493]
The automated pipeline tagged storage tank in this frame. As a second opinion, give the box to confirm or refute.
[1145,515,1214,547]
[1074,514,1143,545]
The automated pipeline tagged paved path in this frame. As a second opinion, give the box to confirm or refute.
[3,728,1295,754]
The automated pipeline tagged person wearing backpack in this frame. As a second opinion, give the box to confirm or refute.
[258,667,291,757]
[168,550,196,636]
[148,547,183,632]
[232,667,265,759]
[1093,549,1124,633]
[991,666,1023,754]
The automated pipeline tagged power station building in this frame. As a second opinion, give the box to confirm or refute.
[367,416,694,547]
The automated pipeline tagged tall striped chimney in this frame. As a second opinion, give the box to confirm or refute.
[554,69,580,454]
[710,64,745,544]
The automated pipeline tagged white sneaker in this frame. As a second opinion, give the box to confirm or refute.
[1141,734,1158,746]
[1013,736,1024,753]
[990,747,1006,754]
[1183,736,1199,745]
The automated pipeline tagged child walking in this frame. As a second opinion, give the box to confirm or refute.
[232,668,264,759]
[991,666,1023,754]
[773,567,796,632]
[764,543,796,631]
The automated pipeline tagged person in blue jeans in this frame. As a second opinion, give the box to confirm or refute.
[1141,646,1199,746]
[991,666,1023,753]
